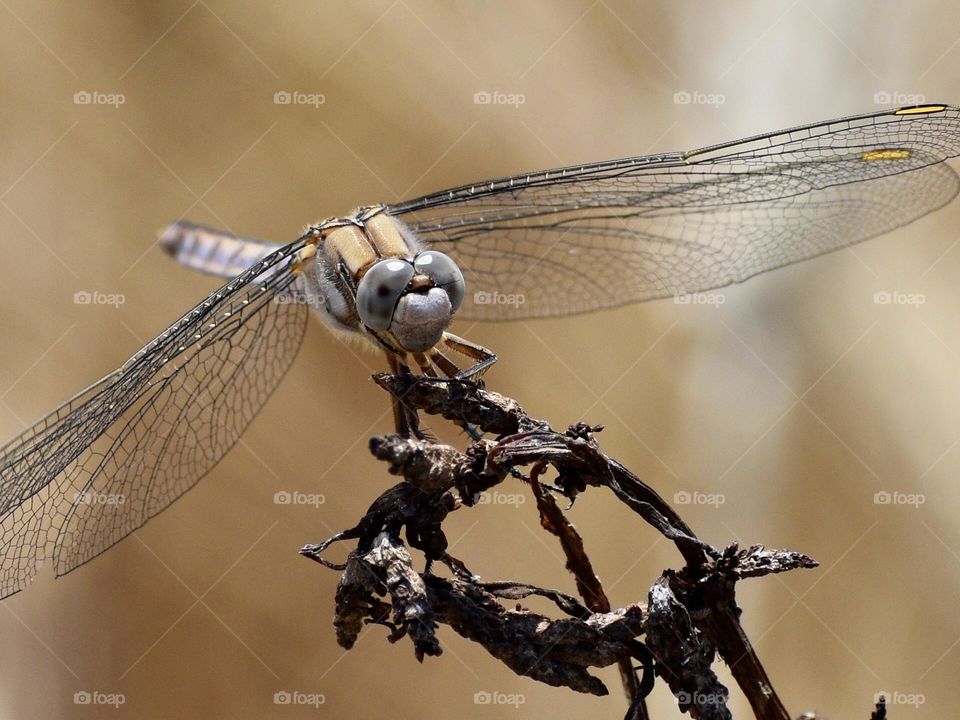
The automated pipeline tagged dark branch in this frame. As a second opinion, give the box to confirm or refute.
[301,374,838,719]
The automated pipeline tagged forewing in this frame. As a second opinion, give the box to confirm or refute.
[0,238,309,598]
[388,106,960,320]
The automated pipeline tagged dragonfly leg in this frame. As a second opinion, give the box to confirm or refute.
[411,352,437,376]
[440,332,498,380]
[426,347,461,378]
[383,335,496,438]
[423,343,489,442]
[385,351,424,438]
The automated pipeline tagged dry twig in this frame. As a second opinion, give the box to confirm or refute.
[300,372,850,719]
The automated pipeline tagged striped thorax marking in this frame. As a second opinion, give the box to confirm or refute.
[321,205,417,280]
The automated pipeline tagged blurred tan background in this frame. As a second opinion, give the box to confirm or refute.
[2,1,960,718]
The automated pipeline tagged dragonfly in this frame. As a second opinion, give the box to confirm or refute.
[1,103,959,601]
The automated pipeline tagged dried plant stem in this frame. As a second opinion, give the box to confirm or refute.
[299,373,869,719]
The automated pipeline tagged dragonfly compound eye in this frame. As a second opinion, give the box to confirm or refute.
[356,258,414,331]
[413,251,465,312]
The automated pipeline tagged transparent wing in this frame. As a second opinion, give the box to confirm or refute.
[0,239,309,599]
[387,105,960,320]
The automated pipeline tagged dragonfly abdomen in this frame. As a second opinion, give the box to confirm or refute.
[159,221,284,279]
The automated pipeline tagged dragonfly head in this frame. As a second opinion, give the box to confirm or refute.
[355,250,465,352]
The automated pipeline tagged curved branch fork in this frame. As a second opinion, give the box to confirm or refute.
[300,373,824,720]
